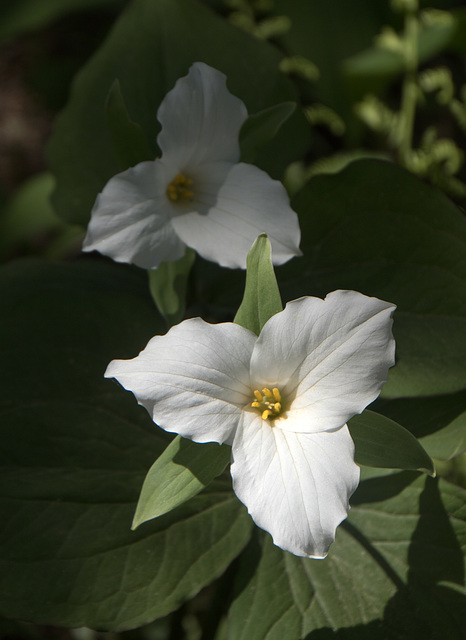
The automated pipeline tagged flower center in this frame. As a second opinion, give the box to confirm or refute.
[251,387,284,421]
[166,173,194,202]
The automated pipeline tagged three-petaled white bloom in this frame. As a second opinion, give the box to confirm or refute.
[83,62,301,269]
[106,291,396,558]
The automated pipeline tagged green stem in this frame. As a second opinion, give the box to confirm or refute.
[397,8,419,165]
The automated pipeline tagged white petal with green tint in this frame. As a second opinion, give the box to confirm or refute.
[172,162,301,269]
[106,318,255,445]
[157,62,247,167]
[83,160,186,268]
[231,414,360,558]
[251,292,396,433]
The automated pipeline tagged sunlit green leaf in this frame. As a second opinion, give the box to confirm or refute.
[234,235,283,335]
[420,411,466,462]
[133,435,231,528]
[349,410,435,475]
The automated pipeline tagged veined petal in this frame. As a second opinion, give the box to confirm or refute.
[83,160,186,269]
[251,292,396,433]
[172,162,301,268]
[231,415,359,558]
[157,62,247,168]
[105,318,256,445]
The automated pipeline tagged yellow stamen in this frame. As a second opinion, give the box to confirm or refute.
[167,173,194,202]
[251,387,285,422]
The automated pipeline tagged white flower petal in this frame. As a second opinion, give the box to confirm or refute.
[231,416,359,558]
[105,318,256,445]
[157,62,247,169]
[251,292,396,433]
[83,160,186,268]
[171,162,301,268]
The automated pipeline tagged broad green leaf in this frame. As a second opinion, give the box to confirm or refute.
[0,258,252,631]
[105,79,152,169]
[229,473,466,639]
[373,390,466,463]
[133,435,231,528]
[48,0,307,226]
[239,101,296,164]
[420,411,466,461]
[281,159,466,398]
[349,410,435,475]
[234,235,283,335]
[147,248,196,327]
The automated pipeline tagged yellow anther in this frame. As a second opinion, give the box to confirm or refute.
[167,173,194,202]
[251,386,285,422]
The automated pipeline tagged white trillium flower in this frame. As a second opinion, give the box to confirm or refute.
[106,290,396,558]
[83,62,301,269]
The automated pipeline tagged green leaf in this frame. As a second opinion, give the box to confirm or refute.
[239,101,296,163]
[48,0,305,226]
[234,235,283,335]
[147,248,196,327]
[282,159,466,398]
[0,258,252,631]
[105,79,153,169]
[229,474,466,639]
[372,390,466,462]
[420,411,466,461]
[133,435,231,528]
[349,410,435,475]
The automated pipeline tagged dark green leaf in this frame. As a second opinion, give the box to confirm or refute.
[0,258,251,630]
[105,79,153,169]
[147,248,196,327]
[133,435,231,528]
[349,410,435,475]
[234,235,283,335]
[239,101,296,164]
